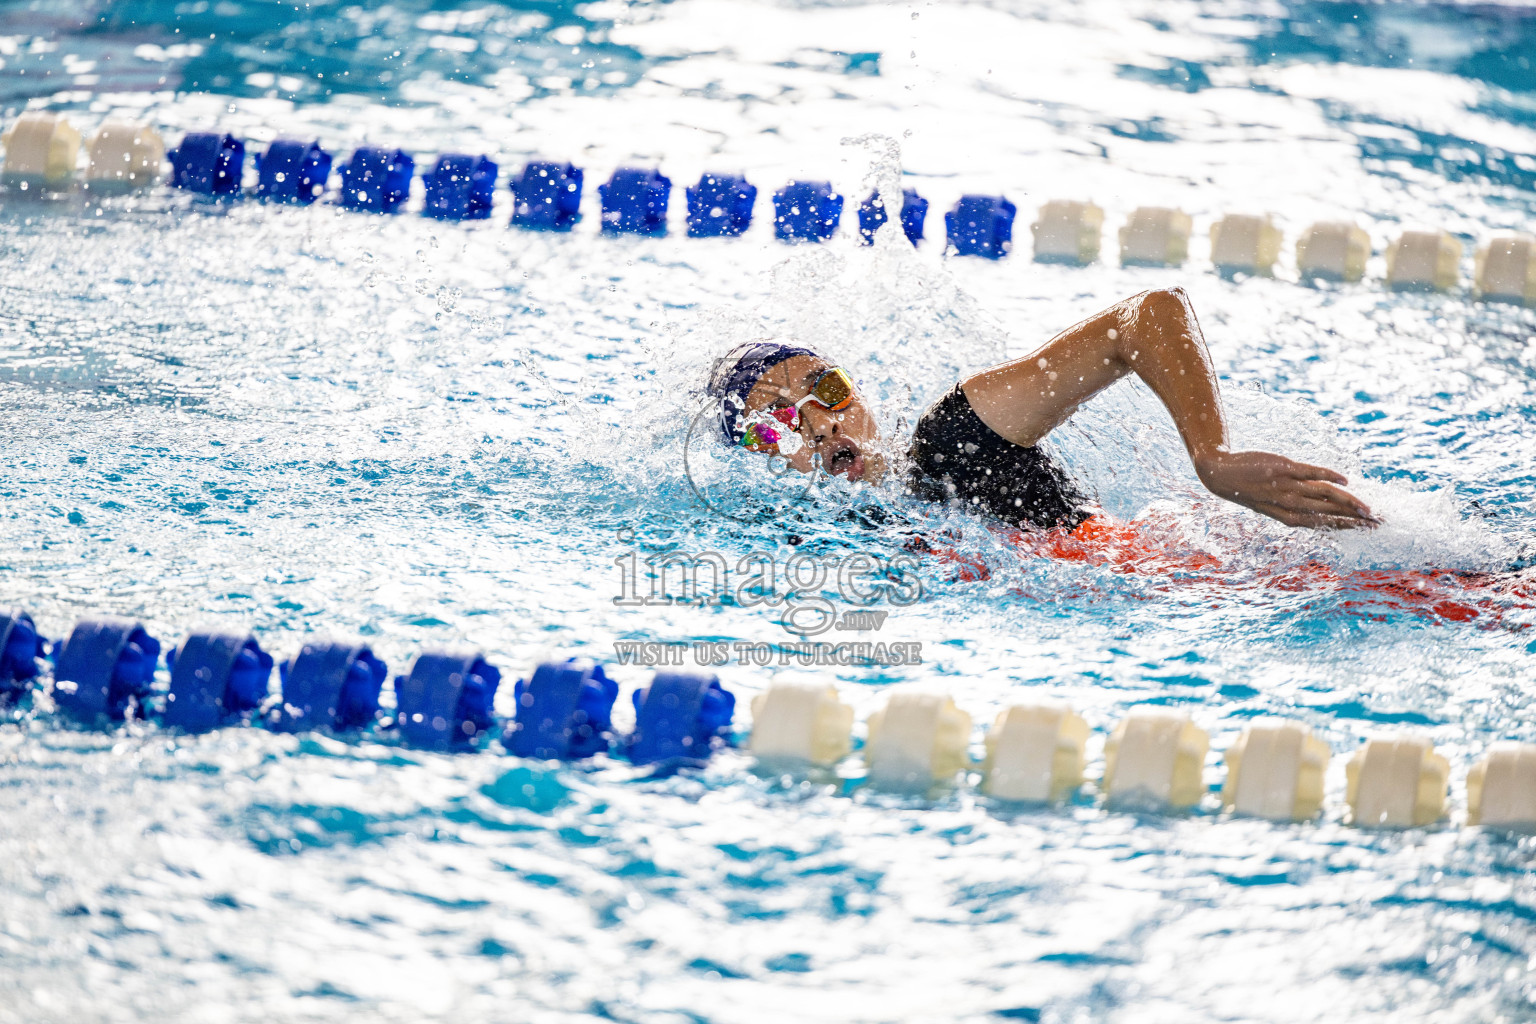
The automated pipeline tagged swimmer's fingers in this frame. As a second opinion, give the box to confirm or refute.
[1198,451,1378,529]
[1254,490,1378,529]
[1290,482,1388,525]
[1251,500,1377,531]
[1280,459,1350,486]
[1293,480,1379,522]
[1269,489,1376,525]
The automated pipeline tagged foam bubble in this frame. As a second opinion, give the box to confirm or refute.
[1333,481,1515,572]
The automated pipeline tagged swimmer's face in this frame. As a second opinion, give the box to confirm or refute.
[740,354,886,483]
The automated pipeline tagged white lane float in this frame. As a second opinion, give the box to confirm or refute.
[1345,733,1450,828]
[1,112,81,190]
[1221,719,1330,821]
[747,681,854,766]
[981,701,1088,802]
[1118,206,1192,266]
[1466,741,1536,829]
[1296,220,1372,282]
[5,609,1533,833]
[1475,233,1536,305]
[85,121,166,191]
[1385,229,1463,292]
[1209,213,1283,276]
[1030,200,1104,265]
[1102,708,1209,810]
[863,689,972,790]
[0,115,1531,315]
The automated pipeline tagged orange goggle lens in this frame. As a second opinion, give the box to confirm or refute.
[808,367,854,411]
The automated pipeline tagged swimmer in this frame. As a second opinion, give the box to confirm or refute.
[707,287,1378,532]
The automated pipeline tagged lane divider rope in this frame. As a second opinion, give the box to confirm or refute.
[3,608,1533,828]
[2,113,1532,303]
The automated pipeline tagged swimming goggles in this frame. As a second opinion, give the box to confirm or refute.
[740,366,855,452]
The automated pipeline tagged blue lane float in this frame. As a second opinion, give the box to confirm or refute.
[56,117,1532,315]
[0,609,47,704]
[162,632,274,733]
[255,139,332,204]
[626,671,736,765]
[504,659,617,759]
[858,188,928,246]
[422,154,497,221]
[270,641,387,732]
[946,194,1016,258]
[857,194,885,244]
[510,160,583,231]
[339,147,414,213]
[685,173,756,237]
[51,618,161,721]
[599,167,671,236]
[10,608,1533,829]
[773,180,843,242]
[168,132,244,196]
[395,649,501,749]
[900,190,930,244]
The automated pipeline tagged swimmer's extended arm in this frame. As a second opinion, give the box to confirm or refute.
[960,287,1377,530]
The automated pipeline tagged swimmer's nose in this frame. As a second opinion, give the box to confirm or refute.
[802,405,838,445]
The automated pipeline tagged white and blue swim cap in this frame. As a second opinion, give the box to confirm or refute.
[706,340,818,445]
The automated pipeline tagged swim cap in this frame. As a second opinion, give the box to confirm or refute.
[706,341,819,445]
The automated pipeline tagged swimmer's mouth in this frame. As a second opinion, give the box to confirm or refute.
[822,439,865,481]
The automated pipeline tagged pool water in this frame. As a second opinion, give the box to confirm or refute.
[3,1,1536,1021]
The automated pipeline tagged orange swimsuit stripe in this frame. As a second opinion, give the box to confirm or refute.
[918,514,1536,628]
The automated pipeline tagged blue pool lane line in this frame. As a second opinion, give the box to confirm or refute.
[599,167,671,235]
[4,119,1530,293]
[946,194,1017,259]
[859,188,928,246]
[504,658,617,758]
[509,160,583,230]
[773,180,843,242]
[395,649,501,749]
[421,154,497,221]
[163,632,273,733]
[2,614,747,769]
[52,617,161,722]
[9,613,1536,828]
[0,609,47,704]
[167,131,244,196]
[627,671,736,765]
[255,139,332,204]
[337,146,414,213]
[685,173,756,237]
[271,640,388,731]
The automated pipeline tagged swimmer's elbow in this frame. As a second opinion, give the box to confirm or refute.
[1126,287,1195,340]
[1138,286,1190,314]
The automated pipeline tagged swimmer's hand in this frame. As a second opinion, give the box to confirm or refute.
[1194,450,1380,530]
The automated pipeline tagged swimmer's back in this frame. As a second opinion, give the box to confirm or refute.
[906,383,1091,531]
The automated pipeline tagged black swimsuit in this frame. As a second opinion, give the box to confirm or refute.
[906,383,1092,531]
